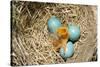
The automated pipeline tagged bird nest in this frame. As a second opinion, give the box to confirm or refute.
[11,1,97,66]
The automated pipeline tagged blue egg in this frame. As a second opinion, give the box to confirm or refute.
[48,16,62,33]
[68,23,80,42]
[60,41,74,60]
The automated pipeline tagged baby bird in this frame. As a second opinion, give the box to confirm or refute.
[52,26,69,52]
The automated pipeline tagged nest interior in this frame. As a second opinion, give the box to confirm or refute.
[11,1,97,66]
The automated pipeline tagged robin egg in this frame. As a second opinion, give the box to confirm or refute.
[48,16,62,33]
[60,41,74,60]
[68,23,80,42]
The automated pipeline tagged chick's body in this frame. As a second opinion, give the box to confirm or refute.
[53,26,69,51]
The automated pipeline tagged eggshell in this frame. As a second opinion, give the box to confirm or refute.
[60,41,74,60]
[68,23,80,42]
[48,16,62,33]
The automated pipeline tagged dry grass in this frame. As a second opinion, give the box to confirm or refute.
[11,1,97,66]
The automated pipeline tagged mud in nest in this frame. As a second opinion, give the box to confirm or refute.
[11,1,97,66]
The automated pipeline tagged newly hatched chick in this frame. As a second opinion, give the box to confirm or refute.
[53,26,69,51]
